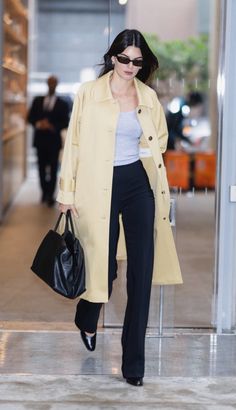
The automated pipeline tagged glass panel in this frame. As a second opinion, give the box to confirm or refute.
[104,0,217,331]
[26,0,127,327]
[29,0,111,90]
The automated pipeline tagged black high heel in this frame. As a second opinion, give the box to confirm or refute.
[80,330,96,351]
[126,377,143,386]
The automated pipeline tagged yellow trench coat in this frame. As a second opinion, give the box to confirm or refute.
[57,71,183,303]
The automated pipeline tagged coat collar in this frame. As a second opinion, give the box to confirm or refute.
[93,70,153,108]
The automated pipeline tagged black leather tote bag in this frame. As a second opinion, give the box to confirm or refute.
[31,210,86,299]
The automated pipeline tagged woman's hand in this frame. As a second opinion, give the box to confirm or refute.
[57,203,79,218]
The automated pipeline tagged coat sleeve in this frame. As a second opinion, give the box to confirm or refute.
[153,94,169,154]
[56,87,84,205]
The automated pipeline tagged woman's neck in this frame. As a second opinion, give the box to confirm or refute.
[110,71,135,96]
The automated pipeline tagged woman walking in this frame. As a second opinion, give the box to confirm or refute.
[57,29,182,386]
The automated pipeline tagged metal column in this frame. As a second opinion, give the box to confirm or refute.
[214,0,236,333]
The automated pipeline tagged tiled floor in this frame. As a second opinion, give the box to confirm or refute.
[1,330,236,409]
[1,374,236,409]
[1,331,236,377]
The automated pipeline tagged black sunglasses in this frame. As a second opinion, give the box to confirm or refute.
[116,54,143,67]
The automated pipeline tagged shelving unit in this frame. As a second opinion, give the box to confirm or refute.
[0,0,28,220]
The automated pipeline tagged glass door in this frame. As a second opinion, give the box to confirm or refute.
[104,0,218,331]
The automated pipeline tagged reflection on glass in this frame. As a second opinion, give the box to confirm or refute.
[0,333,10,366]
[209,334,218,376]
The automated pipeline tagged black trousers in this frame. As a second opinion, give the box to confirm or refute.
[75,160,155,378]
[36,147,60,199]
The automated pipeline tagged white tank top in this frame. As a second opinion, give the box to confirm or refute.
[114,110,143,166]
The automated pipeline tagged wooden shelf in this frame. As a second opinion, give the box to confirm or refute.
[2,62,26,75]
[1,0,28,219]
[7,0,28,20]
[2,126,26,142]
[4,21,27,46]
[4,98,26,105]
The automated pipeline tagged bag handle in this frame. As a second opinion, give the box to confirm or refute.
[54,210,75,236]
[65,210,75,236]
[54,212,64,231]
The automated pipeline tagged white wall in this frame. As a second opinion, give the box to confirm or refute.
[126,0,198,40]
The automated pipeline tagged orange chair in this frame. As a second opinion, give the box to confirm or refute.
[193,152,216,189]
[163,151,190,190]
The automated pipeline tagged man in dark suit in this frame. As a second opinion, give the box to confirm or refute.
[28,75,69,206]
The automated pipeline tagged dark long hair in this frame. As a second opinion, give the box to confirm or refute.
[99,29,159,84]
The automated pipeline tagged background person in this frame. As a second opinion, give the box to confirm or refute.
[57,29,182,387]
[28,75,70,206]
[166,91,204,150]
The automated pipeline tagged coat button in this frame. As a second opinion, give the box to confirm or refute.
[148,136,153,141]
[138,109,142,114]
[161,190,165,194]
[158,163,162,168]
[163,217,167,220]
